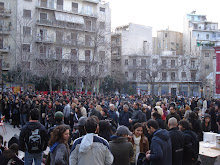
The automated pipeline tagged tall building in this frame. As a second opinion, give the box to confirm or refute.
[183,12,218,75]
[2,0,111,92]
[153,30,183,55]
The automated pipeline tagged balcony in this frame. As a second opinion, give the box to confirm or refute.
[0,46,10,53]
[82,0,100,4]
[0,26,10,34]
[36,1,98,18]
[0,9,11,17]
[36,19,96,32]
[111,54,121,60]
[36,35,54,43]
[201,46,214,50]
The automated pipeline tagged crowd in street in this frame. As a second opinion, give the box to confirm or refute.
[0,91,220,165]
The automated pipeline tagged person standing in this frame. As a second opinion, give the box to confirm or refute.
[109,126,134,165]
[11,99,20,128]
[119,104,132,128]
[165,106,181,126]
[69,117,113,165]
[146,119,172,165]
[63,100,71,125]
[49,125,70,165]
[19,108,48,165]
[168,117,184,165]
[88,102,102,120]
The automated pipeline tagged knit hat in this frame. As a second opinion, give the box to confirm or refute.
[54,111,64,120]
[116,126,132,136]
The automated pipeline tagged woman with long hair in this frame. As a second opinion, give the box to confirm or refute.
[129,123,149,165]
[48,125,70,165]
[46,101,55,129]
[98,120,113,142]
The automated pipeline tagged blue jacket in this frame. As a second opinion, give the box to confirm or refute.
[108,110,118,125]
[119,111,132,127]
[149,129,172,165]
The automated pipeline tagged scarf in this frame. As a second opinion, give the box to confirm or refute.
[133,135,141,145]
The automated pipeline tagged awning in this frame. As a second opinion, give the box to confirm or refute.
[55,11,84,24]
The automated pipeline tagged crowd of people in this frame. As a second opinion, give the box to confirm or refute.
[0,91,220,165]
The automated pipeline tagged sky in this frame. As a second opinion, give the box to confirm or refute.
[106,0,220,36]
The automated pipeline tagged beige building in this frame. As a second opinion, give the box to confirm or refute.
[153,30,183,55]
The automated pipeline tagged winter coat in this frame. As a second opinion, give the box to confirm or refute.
[19,102,30,114]
[169,127,184,165]
[201,114,211,132]
[165,113,181,125]
[131,109,144,124]
[149,129,172,165]
[88,108,102,120]
[155,118,165,129]
[50,142,70,165]
[63,104,71,118]
[129,135,149,153]
[18,121,48,153]
[69,133,113,165]
[119,111,132,127]
[188,119,202,141]
[108,110,118,125]
[109,136,134,165]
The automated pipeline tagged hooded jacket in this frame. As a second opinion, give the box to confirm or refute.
[149,129,172,165]
[110,136,134,165]
[69,133,113,165]
[50,142,70,165]
[18,121,48,153]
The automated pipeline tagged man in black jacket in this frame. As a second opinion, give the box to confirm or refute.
[168,117,184,165]
[130,102,143,125]
[19,108,48,165]
[88,102,102,120]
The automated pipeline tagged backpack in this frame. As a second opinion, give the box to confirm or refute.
[27,129,42,153]
[185,131,199,161]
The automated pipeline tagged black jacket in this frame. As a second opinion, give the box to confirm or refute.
[88,108,102,120]
[19,121,48,153]
[109,136,134,165]
[131,109,143,124]
[169,127,184,165]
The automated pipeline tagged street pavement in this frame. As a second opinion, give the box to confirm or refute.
[0,122,220,165]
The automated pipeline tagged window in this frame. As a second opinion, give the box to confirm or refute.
[141,71,146,80]
[23,44,31,52]
[141,59,146,67]
[71,49,77,60]
[99,51,105,62]
[133,72,136,80]
[191,60,195,68]
[162,60,166,68]
[171,72,175,81]
[205,65,210,69]
[181,72,186,79]
[133,59,136,67]
[0,37,3,49]
[56,47,62,59]
[100,7,105,12]
[197,34,200,38]
[71,33,77,43]
[71,64,78,76]
[99,22,105,30]
[162,72,167,81]
[85,65,91,76]
[152,72,158,78]
[165,33,167,37]
[206,34,209,40]
[57,0,63,10]
[23,26,31,36]
[23,10,31,18]
[153,59,157,64]
[40,0,47,7]
[72,2,78,13]
[176,43,179,49]
[0,2,4,11]
[85,20,92,31]
[191,72,196,81]
[125,72,128,78]
[171,60,175,68]
[171,42,175,45]
[39,45,47,58]
[85,35,91,46]
[205,53,209,57]
[182,59,186,65]
[125,59,128,66]
[99,65,104,73]
[56,31,63,43]
[40,13,47,20]
[85,50,91,61]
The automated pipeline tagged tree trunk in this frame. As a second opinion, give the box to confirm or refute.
[49,77,52,92]
[151,83,155,96]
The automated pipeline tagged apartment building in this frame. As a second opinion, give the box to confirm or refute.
[4,0,111,91]
[0,0,17,73]
[153,30,183,55]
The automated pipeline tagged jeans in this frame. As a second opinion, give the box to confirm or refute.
[20,114,27,127]
[24,151,42,165]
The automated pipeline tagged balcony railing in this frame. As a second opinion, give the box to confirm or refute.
[0,46,10,53]
[0,26,10,34]
[36,35,54,43]
[83,0,100,4]
[36,19,96,32]
[0,9,11,17]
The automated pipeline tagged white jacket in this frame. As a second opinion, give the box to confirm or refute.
[69,133,113,165]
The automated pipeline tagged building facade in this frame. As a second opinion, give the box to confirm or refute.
[153,30,183,55]
[2,0,111,92]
